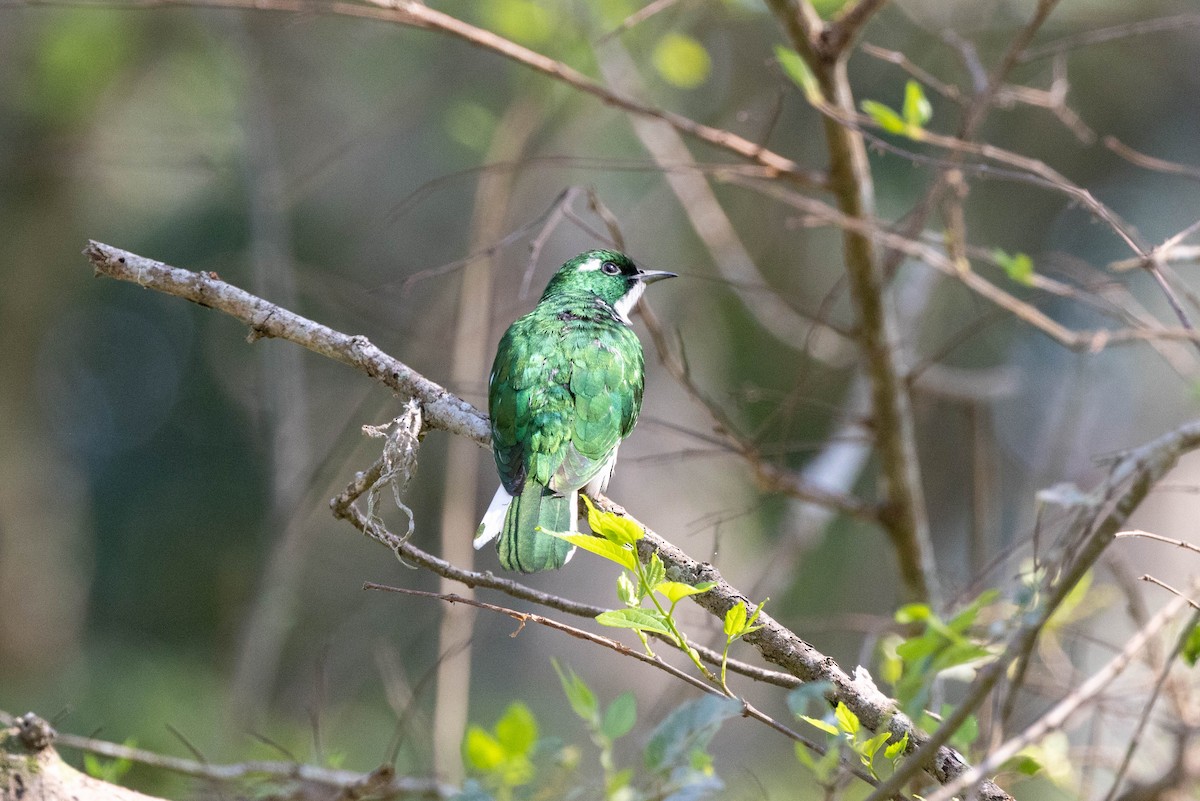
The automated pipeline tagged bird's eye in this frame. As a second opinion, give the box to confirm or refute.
[601,261,621,275]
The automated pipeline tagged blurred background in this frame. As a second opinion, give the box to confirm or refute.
[2,0,1200,798]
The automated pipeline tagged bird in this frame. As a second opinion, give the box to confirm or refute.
[473,249,676,572]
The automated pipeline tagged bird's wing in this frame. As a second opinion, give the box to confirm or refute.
[553,322,644,490]
[489,314,645,495]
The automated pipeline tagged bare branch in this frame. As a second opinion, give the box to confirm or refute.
[766,0,939,605]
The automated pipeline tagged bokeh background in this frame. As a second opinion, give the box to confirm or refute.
[2,0,1200,798]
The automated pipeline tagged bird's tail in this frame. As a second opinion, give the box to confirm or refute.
[497,481,575,573]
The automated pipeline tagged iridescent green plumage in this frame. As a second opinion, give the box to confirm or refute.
[475,250,675,572]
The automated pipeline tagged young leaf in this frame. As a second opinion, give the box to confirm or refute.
[894,602,932,624]
[464,726,506,771]
[601,692,638,741]
[596,608,673,636]
[1182,621,1200,666]
[860,100,908,134]
[724,601,748,638]
[644,552,666,590]
[552,660,598,722]
[616,571,640,607]
[799,715,840,736]
[992,248,1035,285]
[902,79,932,127]
[545,529,637,571]
[775,45,821,102]
[861,731,892,762]
[884,731,909,760]
[583,497,645,545]
[494,701,538,757]
[656,581,709,604]
[834,702,860,736]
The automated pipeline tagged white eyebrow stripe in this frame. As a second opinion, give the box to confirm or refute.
[576,256,604,272]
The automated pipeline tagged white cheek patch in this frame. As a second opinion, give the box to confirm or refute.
[576,257,605,272]
[613,281,645,324]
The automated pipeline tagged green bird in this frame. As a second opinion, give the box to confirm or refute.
[474,249,676,572]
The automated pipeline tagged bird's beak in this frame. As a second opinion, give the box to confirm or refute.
[637,269,678,284]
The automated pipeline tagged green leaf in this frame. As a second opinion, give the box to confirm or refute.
[902,79,932,127]
[724,601,748,638]
[992,248,1035,286]
[878,634,904,686]
[616,572,640,607]
[644,696,741,775]
[601,692,638,740]
[895,602,932,624]
[546,529,637,571]
[947,589,999,634]
[834,702,860,736]
[494,702,538,757]
[597,608,673,636]
[1182,622,1200,666]
[653,32,712,89]
[1005,753,1043,776]
[775,45,821,102]
[884,731,909,760]
[464,726,506,772]
[644,552,666,591]
[861,100,908,134]
[794,740,818,771]
[552,660,598,722]
[656,581,709,604]
[861,731,892,761]
[583,497,646,546]
[799,715,840,736]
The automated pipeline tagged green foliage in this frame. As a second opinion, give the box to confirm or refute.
[1182,621,1200,667]
[549,499,725,683]
[463,702,539,793]
[479,0,554,45]
[551,662,733,801]
[653,33,712,89]
[83,739,135,784]
[793,700,906,780]
[992,248,1036,285]
[1004,732,1074,788]
[775,45,822,104]
[880,590,1000,729]
[860,80,932,139]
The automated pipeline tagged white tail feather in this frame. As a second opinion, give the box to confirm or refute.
[474,485,512,549]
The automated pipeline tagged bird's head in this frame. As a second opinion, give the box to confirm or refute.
[541,249,676,322]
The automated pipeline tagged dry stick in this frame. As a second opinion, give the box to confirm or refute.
[1115,529,1200,556]
[923,591,1196,801]
[765,0,939,606]
[1140,575,1200,612]
[861,420,1200,801]
[360,583,896,794]
[83,241,1000,799]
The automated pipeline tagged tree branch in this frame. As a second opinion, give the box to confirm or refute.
[82,240,1003,799]
[764,0,938,605]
